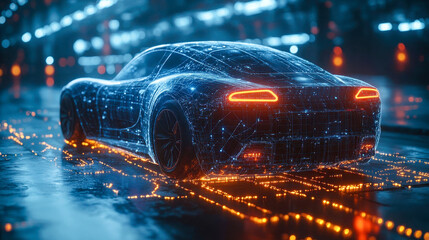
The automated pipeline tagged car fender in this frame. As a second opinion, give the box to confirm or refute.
[61,78,111,137]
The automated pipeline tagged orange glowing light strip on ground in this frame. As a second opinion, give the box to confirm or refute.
[228,89,278,102]
[355,88,379,100]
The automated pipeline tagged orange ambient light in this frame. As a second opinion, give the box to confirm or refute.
[228,89,278,102]
[355,88,379,100]
[332,56,343,67]
[11,64,21,77]
[45,65,55,76]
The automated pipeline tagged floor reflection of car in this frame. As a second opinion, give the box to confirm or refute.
[60,41,381,179]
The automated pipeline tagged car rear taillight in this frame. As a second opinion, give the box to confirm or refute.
[228,89,278,103]
[355,88,379,100]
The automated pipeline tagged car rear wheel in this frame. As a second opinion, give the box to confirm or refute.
[60,93,85,142]
[152,99,202,179]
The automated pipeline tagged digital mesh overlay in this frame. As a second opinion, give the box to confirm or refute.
[61,41,381,175]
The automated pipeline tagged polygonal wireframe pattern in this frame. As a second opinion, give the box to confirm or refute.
[62,41,381,174]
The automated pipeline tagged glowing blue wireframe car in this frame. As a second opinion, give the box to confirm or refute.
[60,41,381,179]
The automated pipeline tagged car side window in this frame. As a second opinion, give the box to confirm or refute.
[160,52,193,73]
[159,51,222,76]
[114,50,168,80]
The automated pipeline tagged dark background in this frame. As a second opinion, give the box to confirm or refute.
[0,0,428,89]
[1,2,429,239]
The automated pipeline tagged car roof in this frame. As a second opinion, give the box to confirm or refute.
[132,41,363,87]
[147,41,278,54]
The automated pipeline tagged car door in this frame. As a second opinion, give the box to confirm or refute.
[96,81,143,141]
[97,50,169,142]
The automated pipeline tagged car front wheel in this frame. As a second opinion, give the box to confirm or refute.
[60,93,85,142]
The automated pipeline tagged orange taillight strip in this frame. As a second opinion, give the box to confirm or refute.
[228,89,279,102]
[355,88,379,100]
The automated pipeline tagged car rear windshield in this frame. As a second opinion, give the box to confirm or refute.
[206,48,326,78]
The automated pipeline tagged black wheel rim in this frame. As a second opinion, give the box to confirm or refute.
[154,109,181,171]
[60,96,75,139]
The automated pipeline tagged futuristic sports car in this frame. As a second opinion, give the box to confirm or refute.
[60,41,381,179]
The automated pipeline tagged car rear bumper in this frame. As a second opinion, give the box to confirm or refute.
[207,135,376,174]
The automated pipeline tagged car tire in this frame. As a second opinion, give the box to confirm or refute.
[152,99,202,179]
[60,93,85,142]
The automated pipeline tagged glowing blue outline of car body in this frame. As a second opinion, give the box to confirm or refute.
[61,41,381,175]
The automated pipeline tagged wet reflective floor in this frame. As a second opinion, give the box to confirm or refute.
[1,86,429,240]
